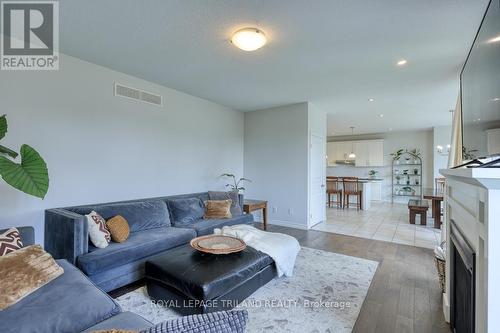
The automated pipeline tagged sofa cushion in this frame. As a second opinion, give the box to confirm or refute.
[167,198,205,225]
[77,227,196,276]
[70,200,171,232]
[178,214,254,236]
[82,312,153,332]
[208,191,243,216]
[0,259,120,333]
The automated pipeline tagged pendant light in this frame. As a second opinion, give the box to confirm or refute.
[348,127,356,159]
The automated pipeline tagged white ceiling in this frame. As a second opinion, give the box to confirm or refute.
[60,0,489,135]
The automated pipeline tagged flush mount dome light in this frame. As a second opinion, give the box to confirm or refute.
[231,28,267,51]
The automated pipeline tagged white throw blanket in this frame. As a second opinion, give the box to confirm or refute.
[213,224,300,277]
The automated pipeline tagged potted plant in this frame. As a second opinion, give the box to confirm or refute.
[406,176,410,185]
[220,173,252,193]
[413,168,419,175]
[368,170,378,179]
[395,175,401,185]
[0,115,49,198]
[390,149,404,164]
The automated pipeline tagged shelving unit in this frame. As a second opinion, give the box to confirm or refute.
[391,151,423,203]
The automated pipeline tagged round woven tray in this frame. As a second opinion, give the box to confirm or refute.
[190,235,246,254]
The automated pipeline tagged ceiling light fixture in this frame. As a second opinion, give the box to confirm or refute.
[397,59,407,66]
[379,114,384,118]
[368,98,375,102]
[231,28,267,51]
[487,35,500,44]
[348,127,356,159]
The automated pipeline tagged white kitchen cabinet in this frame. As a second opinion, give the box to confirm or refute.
[326,142,337,166]
[367,140,384,166]
[327,139,384,166]
[355,141,369,166]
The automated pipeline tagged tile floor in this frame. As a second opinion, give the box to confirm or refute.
[312,201,442,249]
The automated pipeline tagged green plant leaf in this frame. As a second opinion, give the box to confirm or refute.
[0,144,18,158]
[0,144,49,199]
[0,115,6,140]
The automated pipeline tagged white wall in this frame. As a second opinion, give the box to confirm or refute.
[327,129,433,202]
[433,126,452,179]
[0,54,244,244]
[244,103,310,229]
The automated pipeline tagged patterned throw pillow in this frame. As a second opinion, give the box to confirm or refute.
[106,215,130,243]
[139,310,248,333]
[86,211,111,248]
[204,200,232,219]
[0,227,23,256]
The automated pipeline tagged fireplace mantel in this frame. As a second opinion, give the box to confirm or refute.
[440,168,500,333]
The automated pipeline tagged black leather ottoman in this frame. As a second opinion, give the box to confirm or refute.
[145,244,276,315]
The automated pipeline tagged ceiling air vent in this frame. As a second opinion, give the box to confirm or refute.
[114,83,163,107]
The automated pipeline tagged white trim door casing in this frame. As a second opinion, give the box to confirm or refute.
[309,133,326,228]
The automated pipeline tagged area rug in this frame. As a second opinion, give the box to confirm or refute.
[116,247,378,332]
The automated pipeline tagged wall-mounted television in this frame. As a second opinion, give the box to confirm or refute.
[461,0,500,159]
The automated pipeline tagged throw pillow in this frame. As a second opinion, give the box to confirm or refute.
[0,245,64,310]
[208,191,243,216]
[204,199,233,219]
[139,310,248,333]
[106,215,130,243]
[167,198,205,224]
[0,227,23,256]
[86,211,111,248]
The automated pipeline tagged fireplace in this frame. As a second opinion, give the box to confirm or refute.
[450,220,476,333]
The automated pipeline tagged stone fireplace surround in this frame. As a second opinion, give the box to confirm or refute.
[441,168,500,333]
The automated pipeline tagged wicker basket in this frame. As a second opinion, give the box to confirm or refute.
[434,257,446,292]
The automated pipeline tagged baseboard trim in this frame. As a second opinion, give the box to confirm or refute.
[267,219,308,230]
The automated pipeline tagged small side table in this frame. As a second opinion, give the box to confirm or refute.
[243,199,268,231]
[408,199,429,225]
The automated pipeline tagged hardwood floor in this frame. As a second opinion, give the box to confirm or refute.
[110,222,450,332]
[262,223,450,333]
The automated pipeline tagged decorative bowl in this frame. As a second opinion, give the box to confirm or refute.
[190,235,246,254]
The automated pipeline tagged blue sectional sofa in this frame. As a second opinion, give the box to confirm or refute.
[45,192,253,291]
[0,227,152,333]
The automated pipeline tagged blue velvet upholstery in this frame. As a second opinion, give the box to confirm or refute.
[77,227,196,275]
[45,209,88,264]
[178,214,254,236]
[0,260,121,333]
[167,197,205,225]
[82,312,153,332]
[68,200,171,232]
[44,191,252,292]
[0,226,34,247]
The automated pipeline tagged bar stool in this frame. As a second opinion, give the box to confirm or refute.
[326,177,342,208]
[342,177,362,210]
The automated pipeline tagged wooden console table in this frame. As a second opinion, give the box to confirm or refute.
[243,199,268,230]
